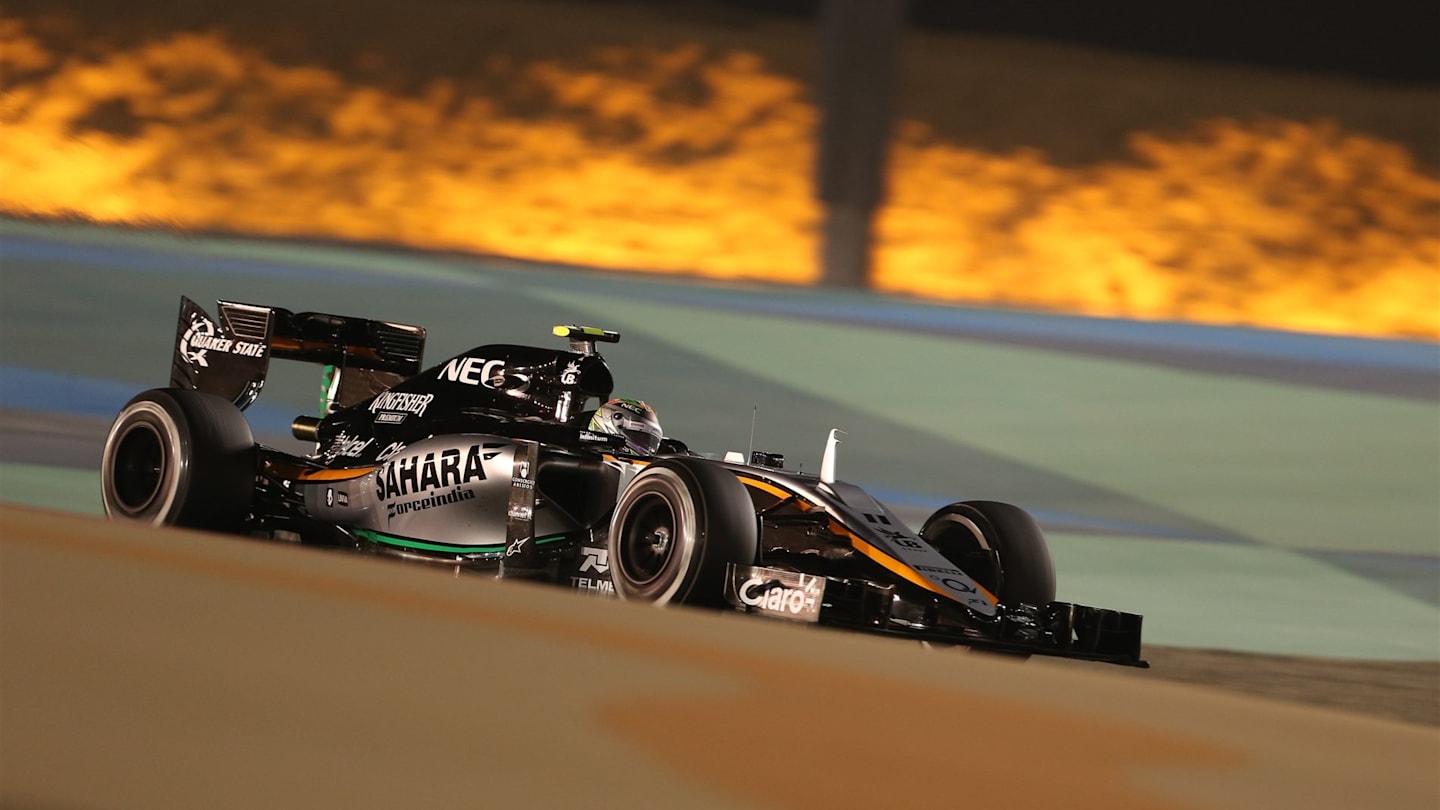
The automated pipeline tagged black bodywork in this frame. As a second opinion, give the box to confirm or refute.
[105,297,1147,667]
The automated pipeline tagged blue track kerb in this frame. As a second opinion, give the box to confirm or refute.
[0,365,299,435]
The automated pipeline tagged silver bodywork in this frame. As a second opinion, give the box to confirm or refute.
[303,435,586,550]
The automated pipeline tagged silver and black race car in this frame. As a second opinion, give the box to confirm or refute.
[100,296,1147,666]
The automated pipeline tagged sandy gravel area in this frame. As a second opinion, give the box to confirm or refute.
[1133,646,1438,728]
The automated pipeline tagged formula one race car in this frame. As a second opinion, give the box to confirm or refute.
[100,296,1147,666]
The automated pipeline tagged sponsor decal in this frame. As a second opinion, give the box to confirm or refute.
[323,431,373,459]
[375,412,406,424]
[913,563,990,601]
[578,546,609,574]
[726,566,825,622]
[914,564,967,576]
[375,441,407,461]
[386,485,476,519]
[324,487,349,507]
[611,399,647,416]
[560,361,581,386]
[376,445,487,500]
[864,526,998,615]
[570,576,616,596]
[940,577,982,596]
[368,391,433,419]
[180,312,266,367]
[506,536,529,557]
[878,529,925,550]
[507,503,533,521]
[518,464,541,490]
[437,357,505,387]
[578,430,610,443]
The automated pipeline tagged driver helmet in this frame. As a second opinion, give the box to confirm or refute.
[589,398,663,456]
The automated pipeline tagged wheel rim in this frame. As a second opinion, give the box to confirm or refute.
[111,421,167,514]
[926,514,1000,594]
[929,515,991,552]
[617,492,677,586]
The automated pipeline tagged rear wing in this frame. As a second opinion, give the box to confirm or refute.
[170,296,426,413]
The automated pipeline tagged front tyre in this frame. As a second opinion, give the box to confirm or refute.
[100,388,255,531]
[920,500,1056,607]
[607,457,758,607]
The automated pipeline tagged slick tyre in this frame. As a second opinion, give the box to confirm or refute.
[607,457,758,607]
[920,500,1056,607]
[101,388,255,531]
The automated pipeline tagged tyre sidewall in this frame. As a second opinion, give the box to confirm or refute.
[101,388,254,530]
[921,500,1056,606]
[101,393,193,525]
[608,457,757,606]
[609,467,699,603]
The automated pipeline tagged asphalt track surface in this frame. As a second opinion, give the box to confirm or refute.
[4,504,1438,810]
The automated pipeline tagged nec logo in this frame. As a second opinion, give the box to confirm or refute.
[437,357,504,387]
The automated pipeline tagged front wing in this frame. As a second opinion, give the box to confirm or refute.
[724,564,1148,667]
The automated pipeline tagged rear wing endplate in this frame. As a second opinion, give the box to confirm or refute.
[170,296,426,413]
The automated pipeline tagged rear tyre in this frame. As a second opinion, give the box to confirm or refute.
[919,500,1056,607]
[607,457,758,607]
[101,388,255,531]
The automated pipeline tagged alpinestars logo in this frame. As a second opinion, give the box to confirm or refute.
[179,314,266,367]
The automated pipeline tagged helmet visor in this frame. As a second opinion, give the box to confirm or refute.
[618,418,663,456]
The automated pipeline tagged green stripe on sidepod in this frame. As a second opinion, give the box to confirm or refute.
[353,528,567,554]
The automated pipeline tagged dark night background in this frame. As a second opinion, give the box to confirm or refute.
[717,0,1439,82]
[2,0,1434,337]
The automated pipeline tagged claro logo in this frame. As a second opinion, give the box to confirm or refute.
[738,577,818,614]
[726,565,825,622]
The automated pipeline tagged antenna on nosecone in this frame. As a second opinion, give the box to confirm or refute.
[820,429,845,484]
[747,406,757,462]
